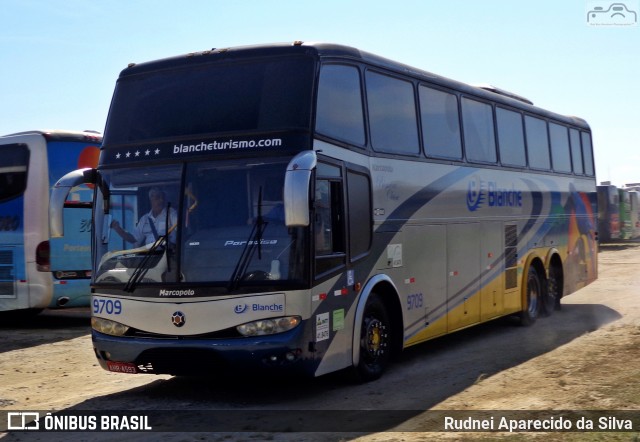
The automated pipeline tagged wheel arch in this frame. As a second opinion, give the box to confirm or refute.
[544,248,562,273]
[352,274,404,368]
[543,248,565,312]
[545,249,564,296]
[521,252,547,309]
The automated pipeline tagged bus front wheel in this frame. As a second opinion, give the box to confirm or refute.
[354,293,391,382]
[520,266,542,326]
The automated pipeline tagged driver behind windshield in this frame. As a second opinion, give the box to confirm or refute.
[111,187,178,247]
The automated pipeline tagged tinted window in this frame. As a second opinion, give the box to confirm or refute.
[569,128,583,174]
[315,164,346,276]
[461,98,497,163]
[104,58,314,144]
[0,144,29,202]
[581,132,595,176]
[419,86,462,159]
[316,65,365,146]
[347,170,371,260]
[496,107,526,166]
[525,116,550,170]
[549,123,572,173]
[366,71,420,155]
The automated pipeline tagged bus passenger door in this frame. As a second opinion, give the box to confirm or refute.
[447,223,480,331]
[480,221,504,321]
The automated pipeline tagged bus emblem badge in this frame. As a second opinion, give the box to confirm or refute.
[171,311,186,327]
[466,178,486,212]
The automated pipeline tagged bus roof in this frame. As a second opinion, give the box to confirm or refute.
[120,41,590,131]
[2,130,102,143]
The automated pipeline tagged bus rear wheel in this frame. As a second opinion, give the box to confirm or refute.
[354,293,391,382]
[520,266,542,326]
[542,264,562,315]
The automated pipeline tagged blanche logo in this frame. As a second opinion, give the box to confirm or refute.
[466,178,523,212]
[252,303,284,312]
[587,1,638,26]
[234,303,284,313]
[467,178,486,211]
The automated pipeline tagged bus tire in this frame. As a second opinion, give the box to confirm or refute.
[542,264,562,315]
[354,293,391,382]
[520,265,542,326]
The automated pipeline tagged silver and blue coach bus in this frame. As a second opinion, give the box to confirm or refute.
[51,42,597,381]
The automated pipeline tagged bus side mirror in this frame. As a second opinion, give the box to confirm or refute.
[50,168,96,238]
[284,151,317,227]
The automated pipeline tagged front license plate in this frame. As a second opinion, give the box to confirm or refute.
[106,361,137,374]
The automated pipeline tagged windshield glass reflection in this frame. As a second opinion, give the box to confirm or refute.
[93,160,307,289]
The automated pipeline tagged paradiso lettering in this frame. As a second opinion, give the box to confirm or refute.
[467,178,523,212]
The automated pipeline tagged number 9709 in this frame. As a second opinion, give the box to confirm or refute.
[93,299,122,315]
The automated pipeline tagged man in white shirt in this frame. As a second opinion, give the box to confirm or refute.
[111,187,178,247]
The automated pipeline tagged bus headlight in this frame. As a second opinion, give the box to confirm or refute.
[237,316,301,336]
[91,317,130,336]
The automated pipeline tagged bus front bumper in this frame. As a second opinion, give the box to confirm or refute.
[91,324,314,376]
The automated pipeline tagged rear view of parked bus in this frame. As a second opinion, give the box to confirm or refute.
[51,43,597,381]
[0,130,101,313]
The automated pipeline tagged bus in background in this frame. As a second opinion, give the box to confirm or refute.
[597,183,620,242]
[618,188,634,240]
[0,130,101,313]
[52,43,597,381]
[629,191,640,239]
[623,183,640,239]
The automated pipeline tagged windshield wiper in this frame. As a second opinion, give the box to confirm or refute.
[123,203,175,293]
[123,236,167,293]
[228,187,267,291]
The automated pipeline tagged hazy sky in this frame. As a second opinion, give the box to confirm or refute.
[2,0,638,186]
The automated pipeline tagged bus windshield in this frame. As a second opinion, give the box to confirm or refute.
[103,57,314,145]
[94,159,308,289]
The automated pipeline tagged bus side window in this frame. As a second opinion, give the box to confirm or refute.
[549,123,572,173]
[496,107,526,167]
[315,180,334,255]
[316,64,366,147]
[525,115,551,170]
[461,97,497,164]
[366,70,420,155]
[314,170,346,277]
[569,128,584,174]
[580,132,595,176]
[0,144,29,203]
[420,86,463,160]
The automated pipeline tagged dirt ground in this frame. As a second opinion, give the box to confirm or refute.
[1,243,639,441]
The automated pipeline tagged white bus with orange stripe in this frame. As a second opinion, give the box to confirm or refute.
[1,130,100,313]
